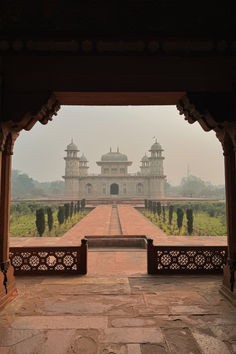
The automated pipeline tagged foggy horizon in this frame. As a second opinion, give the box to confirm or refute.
[12,105,224,186]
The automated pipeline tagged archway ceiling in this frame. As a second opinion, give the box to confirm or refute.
[1,1,236,39]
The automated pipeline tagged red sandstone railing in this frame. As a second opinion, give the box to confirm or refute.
[9,239,87,275]
[147,238,228,274]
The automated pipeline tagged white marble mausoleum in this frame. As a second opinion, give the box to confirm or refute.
[63,140,165,199]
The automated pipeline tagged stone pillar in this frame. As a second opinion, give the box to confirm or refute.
[177,92,236,305]
[217,128,236,305]
[0,126,18,311]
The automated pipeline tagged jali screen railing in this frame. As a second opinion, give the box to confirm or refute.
[9,239,87,275]
[147,239,228,274]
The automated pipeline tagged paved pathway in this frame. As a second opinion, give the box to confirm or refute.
[0,271,235,353]
[10,205,227,247]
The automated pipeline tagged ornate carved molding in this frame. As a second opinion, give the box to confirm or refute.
[177,93,236,150]
[1,39,236,56]
[1,93,60,153]
[0,123,19,154]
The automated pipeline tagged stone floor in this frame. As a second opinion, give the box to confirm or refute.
[0,249,236,354]
[4,205,232,353]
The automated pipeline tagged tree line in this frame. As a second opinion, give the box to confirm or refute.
[35,199,86,237]
[11,169,64,199]
[165,175,225,200]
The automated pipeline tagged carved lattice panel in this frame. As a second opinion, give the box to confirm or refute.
[155,246,227,273]
[9,246,82,275]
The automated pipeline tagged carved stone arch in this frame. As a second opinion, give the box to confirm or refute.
[86,183,93,194]
[136,182,144,194]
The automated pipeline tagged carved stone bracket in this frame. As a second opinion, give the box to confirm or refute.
[3,93,60,134]
[0,123,19,155]
[177,92,236,152]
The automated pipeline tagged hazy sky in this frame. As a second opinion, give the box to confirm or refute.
[12,106,224,186]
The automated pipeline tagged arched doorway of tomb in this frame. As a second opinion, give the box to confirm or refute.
[136,183,144,194]
[110,183,119,195]
[86,183,93,195]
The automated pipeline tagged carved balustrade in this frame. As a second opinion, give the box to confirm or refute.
[9,239,87,275]
[147,239,227,274]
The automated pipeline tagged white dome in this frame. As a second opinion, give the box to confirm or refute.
[150,139,162,151]
[80,153,88,162]
[66,139,78,151]
[101,151,128,162]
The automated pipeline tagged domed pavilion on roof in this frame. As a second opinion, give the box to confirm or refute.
[63,140,165,198]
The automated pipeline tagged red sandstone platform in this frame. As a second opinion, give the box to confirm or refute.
[1,258,235,353]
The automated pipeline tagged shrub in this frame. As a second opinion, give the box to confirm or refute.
[36,208,45,237]
[64,203,70,221]
[169,205,174,225]
[157,202,162,217]
[70,202,74,218]
[47,207,53,232]
[177,208,184,231]
[57,206,65,225]
[186,209,193,235]
[76,200,80,213]
[81,199,86,210]
[162,206,166,222]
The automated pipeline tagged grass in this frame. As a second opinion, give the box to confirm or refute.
[142,210,227,236]
[10,209,89,237]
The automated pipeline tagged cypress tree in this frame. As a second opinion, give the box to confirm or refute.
[57,206,65,225]
[177,208,184,232]
[168,205,174,225]
[186,209,194,235]
[64,203,70,221]
[36,208,45,237]
[144,199,148,209]
[81,198,86,210]
[153,202,157,215]
[77,200,80,213]
[47,207,53,232]
[157,202,162,218]
[162,206,166,222]
[70,202,73,218]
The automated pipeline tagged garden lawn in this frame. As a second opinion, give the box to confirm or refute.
[10,209,88,237]
[142,210,227,236]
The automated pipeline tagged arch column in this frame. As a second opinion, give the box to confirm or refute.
[216,126,236,304]
[0,92,60,311]
[0,124,19,310]
[177,93,236,305]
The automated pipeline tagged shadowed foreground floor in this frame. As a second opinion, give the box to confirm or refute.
[0,249,236,354]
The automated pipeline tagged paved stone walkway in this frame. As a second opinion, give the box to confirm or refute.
[0,269,235,353]
[10,205,227,247]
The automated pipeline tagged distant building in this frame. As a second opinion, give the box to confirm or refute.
[63,139,165,198]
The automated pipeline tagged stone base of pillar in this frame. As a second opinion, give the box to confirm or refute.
[0,264,18,311]
[219,264,236,307]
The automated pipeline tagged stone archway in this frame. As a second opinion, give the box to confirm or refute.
[110,183,119,195]
[1,92,236,307]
